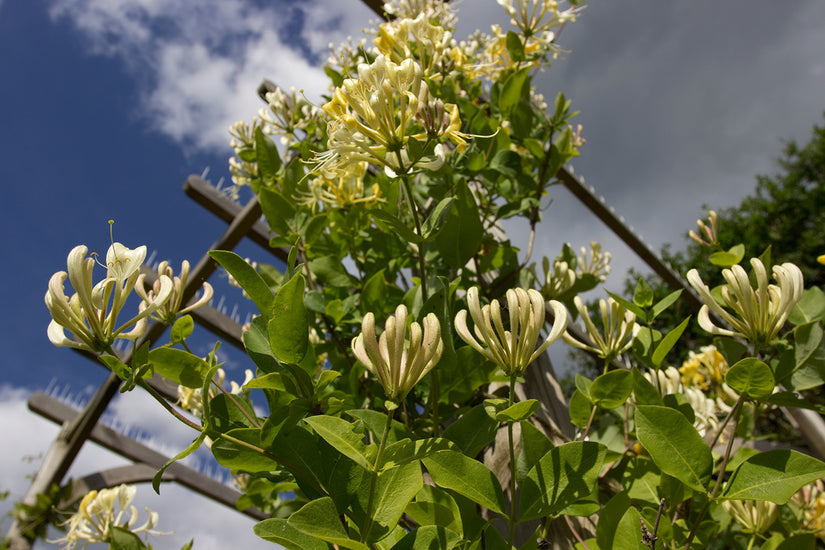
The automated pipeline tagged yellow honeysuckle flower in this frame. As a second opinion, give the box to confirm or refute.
[687,258,803,348]
[455,286,567,376]
[352,304,443,402]
[45,243,173,352]
[563,296,640,363]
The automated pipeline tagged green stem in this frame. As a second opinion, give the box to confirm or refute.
[507,375,518,549]
[137,379,203,432]
[361,406,396,544]
[400,175,428,300]
[217,383,261,429]
[682,396,745,550]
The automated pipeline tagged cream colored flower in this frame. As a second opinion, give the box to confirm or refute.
[539,256,576,300]
[51,484,160,549]
[46,244,173,352]
[135,260,213,324]
[578,241,611,282]
[687,258,803,348]
[177,367,252,419]
[455,287,567,376]
[352,304,443,401]
[721,499,778,535]
[563,296,639,362]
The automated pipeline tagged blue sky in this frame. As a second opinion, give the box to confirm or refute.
[1,0,824,547]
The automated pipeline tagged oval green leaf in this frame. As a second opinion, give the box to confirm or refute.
[635,405,712,493]
[726,357,775,398]
[590,370,633,409]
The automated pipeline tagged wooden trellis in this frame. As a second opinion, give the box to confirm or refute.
[8,1,825,547]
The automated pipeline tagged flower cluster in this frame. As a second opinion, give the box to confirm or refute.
[45,243,172,352]
[687,258,804,348]
[721,499,778,535]
[135,260,213,325]
[259,86,321,147]
[228,118,262,190]
[539,256,576,300]
[455,287,567,376]
[52,484,160,549]
[298,161,383,212]
[644,366,727,437]
[791,479,825,538]
[577,241,611,282]
[563,296,639,363]
[352,304,443,402]
[178,368,253,419]
[679,344,728,392]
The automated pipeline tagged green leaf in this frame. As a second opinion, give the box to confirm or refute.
[99,354,131,381]
[498,67,530,116]
[209,250,274,316]
[153,431,208,493]
[433,182,483,270]
[148,347,210,388]
[254,518,328,550]
[574,374,592,401]
[519,441,607,521]
[390,526,462,550]
[788,321,825,390]
[380,438,456,471]
[632,367,663,406]
[709,244,745,267]
[259,187,296,238]
[789,287,825,324]
[109,525,148,550]
[569,389,594,429]
[597,492,646,550]
[170,314,194,343]
[268,272,308,364]
[211,428,282,472]
[633,278,654,308]
[442,404,499,458]
[515,421,555,484]
[303,415,372,471]
[495,399,539,422]
[421,196,455,241]
[404,485,463,534]
[504,30,525,62]
[650,289,683,321]
[725,357,775,398]
[652,316,691,367]
[371,208,423,243]
[635,405,712,493]
[345,409,413,445]
[721,449,825,503]
[423,450,506,516]
[590,370,633,409]
[288,497,370,550]
[356,461,423,542]
[255,126,282,183]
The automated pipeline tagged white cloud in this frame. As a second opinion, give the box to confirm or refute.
[48,0,372,154]
[0,384,270,548]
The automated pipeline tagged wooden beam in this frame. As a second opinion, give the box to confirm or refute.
[29,392,268,521]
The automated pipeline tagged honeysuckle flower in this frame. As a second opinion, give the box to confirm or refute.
[352,304,443,402]
[135,260,213,324]
[679,344,728,391]
[46,244,173,352]
[539,256,576,300]
[578,241,611,282]
[51,484,160,549]
[228,118,261,191]
[687,258,804,348]
[721,499,778,535]
[563,296,640,363]
[258,86,320,147]
[455,286,567,376]
[314,55,427,175]
[375,13,458,80]
[497,0,582,37]
[791,479,825,538]
[689,210,719,247]
[383,0,458,29]
[297,161,384,211]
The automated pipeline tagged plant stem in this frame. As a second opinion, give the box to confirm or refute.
[400,175,428,300]
[507,375,518,549]
[137,380,203,432]
[361,406,396,544]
